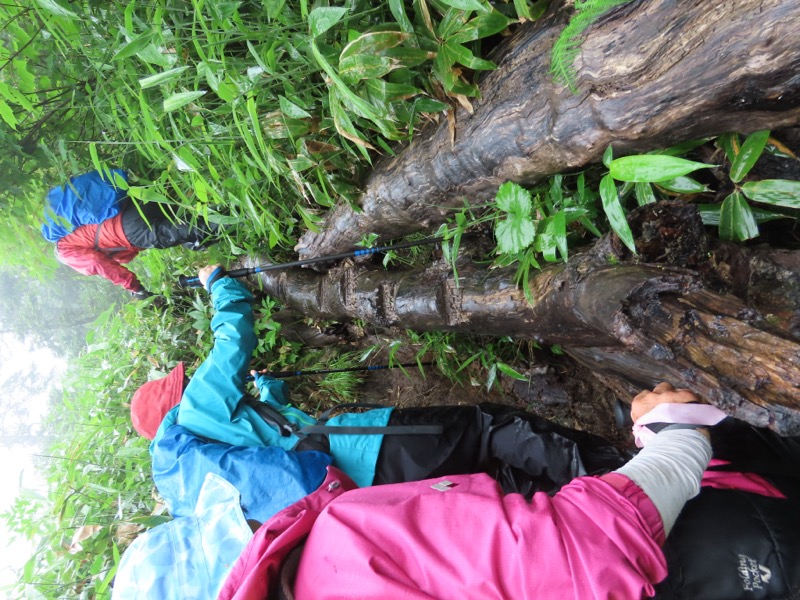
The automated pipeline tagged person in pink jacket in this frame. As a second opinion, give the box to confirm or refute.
[217,384,721,600]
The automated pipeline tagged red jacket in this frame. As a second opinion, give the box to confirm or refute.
[55,213,142,292]
[219,467,667,600]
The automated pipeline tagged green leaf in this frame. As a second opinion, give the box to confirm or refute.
[497,362,528,381]
[448,12,512,44]
[340,31,408,62]
[163,90,206,112]
[536,211,568,262]
[415,97,449,113]
[279,95,312,119]
[389,0,414,32]
[602,145,613,168]
[139,66,189,89]
[340,54,396,83]
[0,97,18,129]
[656,176,709,194]
[495,182,535,254]
[609,155,715,183]
[35,0,77,18]
[719,191,759,241]
[442,42,496,70]
[730,129,770,183]
[741,179,800,209]
[697,204,791,226]
[437,0,491,12]
[113,31,157,61]
[308,6,348,38]
[634,182,656,206]
[655,138,713,156]
[717,133,739,163]
[599,174,636,253]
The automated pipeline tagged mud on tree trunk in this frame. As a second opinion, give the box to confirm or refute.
[253,205,800,435]
[296,0,800,260]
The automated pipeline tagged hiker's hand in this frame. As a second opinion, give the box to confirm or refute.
[631,382,699,423]
[250,370,289,405]
[198,264,225,290]
[130,289,153,300]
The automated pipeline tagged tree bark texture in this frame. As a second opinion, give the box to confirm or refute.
[296,0,800,259]
[253,206,800,435]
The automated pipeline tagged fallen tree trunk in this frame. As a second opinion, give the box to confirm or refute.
[296,0,800,259]
[255,205,800,434]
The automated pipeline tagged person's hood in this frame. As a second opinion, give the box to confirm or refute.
[130,362,185,440]
[112,473,252,600]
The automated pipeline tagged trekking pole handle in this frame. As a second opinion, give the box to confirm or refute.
[179,267,256,288]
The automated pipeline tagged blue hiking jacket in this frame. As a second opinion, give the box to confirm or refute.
[150,277,391,520]
[42,169,128,242]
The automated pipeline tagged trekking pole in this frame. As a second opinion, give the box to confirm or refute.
[178,235,458,288]
[246,362,433,381]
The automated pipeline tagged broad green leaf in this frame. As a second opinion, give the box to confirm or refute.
[496,181,531,214]
[697,204,791,226]
[719,191,759,241]
[495,182,535,254]
[730,129,770,182]
[340,55,396,83]
[599,174,636,253]
[340,31,408,62]
[415,97,449,113]
[308,6,348,38]
[497,362,528,381]
[602,145,613,168]
[35,0,77,18]
[139,67,189,89]
[609,155,715,183]
[113,31,157,61]
[448,11,512,44]
[0,97,17,129]
[656,176,709,194]
[741,179,800,209]
[365,79,421,102]
[279,96,311,119]
[634,182,656,206]
[163,90,206,112]
[437,0,491,12]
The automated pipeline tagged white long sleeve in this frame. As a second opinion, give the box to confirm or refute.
[615,429,712,535]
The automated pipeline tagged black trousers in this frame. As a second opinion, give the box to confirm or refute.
[120,201,217,250]
[372,403,630,497]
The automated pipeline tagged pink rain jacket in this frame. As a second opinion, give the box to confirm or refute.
[219,467,668,600]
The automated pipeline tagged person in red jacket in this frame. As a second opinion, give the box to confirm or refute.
[55,200,216,298]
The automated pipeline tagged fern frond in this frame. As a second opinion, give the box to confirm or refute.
[550,0,635,91]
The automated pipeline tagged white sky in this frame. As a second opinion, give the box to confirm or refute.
[0,337,65,591]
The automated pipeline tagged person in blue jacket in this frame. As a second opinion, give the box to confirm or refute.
[129,264,393,524]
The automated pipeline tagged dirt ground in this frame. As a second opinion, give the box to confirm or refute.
[355,354,633,448]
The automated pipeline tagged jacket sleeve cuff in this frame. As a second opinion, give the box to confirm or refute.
[204,267,227,292]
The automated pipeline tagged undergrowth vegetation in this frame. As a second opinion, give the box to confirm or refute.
[1,0,799,598]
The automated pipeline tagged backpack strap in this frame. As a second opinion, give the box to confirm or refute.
[93,221,129,256]
[246,399,443,438]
